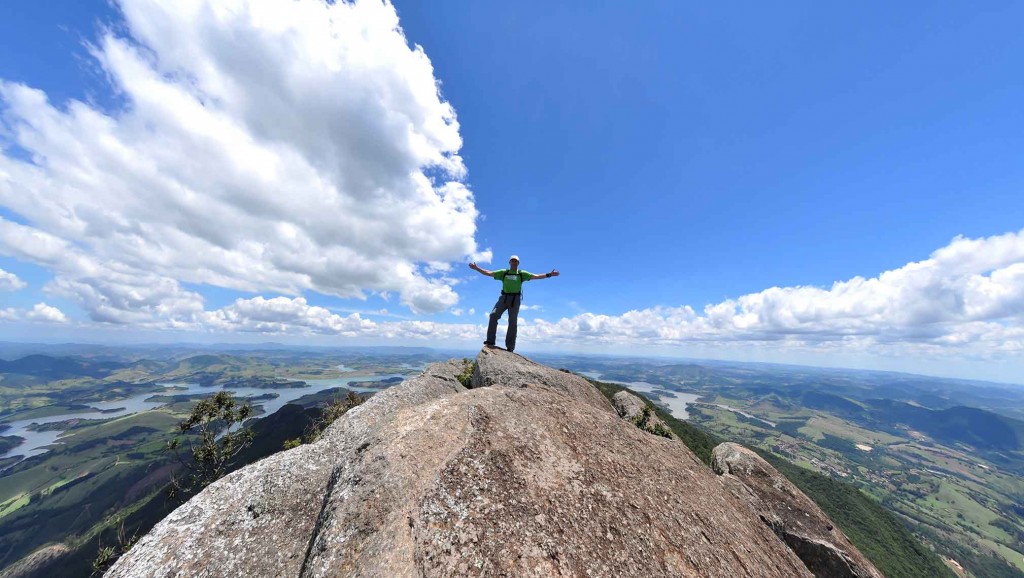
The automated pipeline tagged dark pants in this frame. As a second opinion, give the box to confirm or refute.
[486,293,521,351]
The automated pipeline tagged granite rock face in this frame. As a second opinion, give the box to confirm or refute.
[612,390,675,439]
[0,544,70,578]
[110,349,820,577]
[712,442,884,578]
[611,389,646,418]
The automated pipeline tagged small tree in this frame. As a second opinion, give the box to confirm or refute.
[166,391,254,501]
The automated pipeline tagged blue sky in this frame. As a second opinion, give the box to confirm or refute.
[1,1,1023,382]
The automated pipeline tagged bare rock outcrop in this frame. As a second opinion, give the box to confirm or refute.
[109,349,817,577]
[471,348,612,413]
[712,442,884,578]
[0,544,70,578]
[612,390,675,439]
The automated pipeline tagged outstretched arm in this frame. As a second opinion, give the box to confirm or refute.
[528,269,560,280]
[469,262,495,277]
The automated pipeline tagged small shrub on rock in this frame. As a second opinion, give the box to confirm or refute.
[303,391,364,444]
[457,359,475,388]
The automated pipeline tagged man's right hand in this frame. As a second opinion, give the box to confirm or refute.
[469,262,478,270]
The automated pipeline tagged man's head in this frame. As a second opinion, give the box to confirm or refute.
[509,255,520,269]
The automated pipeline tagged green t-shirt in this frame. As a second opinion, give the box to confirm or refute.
[493,269,533,293]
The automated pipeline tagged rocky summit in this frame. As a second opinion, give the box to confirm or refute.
[107,349,873,577]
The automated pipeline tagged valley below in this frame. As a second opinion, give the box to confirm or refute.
[0,345,440,575]
[543,354,1024,578]
[1,344,1022,578]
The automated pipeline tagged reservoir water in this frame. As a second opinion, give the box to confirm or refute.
[610,381,702,419]
[578,371,701,419]
[580,370,776,426]
[1,370,415,461]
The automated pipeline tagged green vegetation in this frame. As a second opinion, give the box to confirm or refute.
[627,405,674,439]
[4,348,1021,577]
[0,355,126,384]
[1,404,95,421]
[647,419,673,439]
[165,391,255,500]
[630,405,651,427]
[649,399,720,464]
[0,434,23,454]
[283,390,364,448]
[774,417,808,437]
[90,516,139,576]
[81,387,258,573]
[755,449,956,578]
[20,401,326,577]
[688,398,1024,577]
[866,400,1024,452]
[457,358,475,388]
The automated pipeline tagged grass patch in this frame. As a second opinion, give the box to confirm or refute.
[456,359,475,388]
[979,538,1024,573]
[805,415,905,445]
[44,477,76,495]
[0,494,29,519]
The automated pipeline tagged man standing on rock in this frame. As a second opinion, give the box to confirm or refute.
[468,255,559,353]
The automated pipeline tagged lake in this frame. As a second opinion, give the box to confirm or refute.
[580,371,701,419]
[1,370,415,461]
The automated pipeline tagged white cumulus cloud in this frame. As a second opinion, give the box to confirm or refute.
[162,229,1024,359]
[0,219,205,325]
[201,296,480,341]
[0,268,26,291]
[523,230,1024,358]
[0,0,484,324]
[203,296,375,336]
[25,303,68,323]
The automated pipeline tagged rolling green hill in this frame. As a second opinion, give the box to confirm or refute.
[867,399,1024,451]
[0,355,128,385]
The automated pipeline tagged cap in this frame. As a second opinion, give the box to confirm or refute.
[509,255,520,262]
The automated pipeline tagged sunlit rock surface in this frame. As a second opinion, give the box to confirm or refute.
[108,349,841,577]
